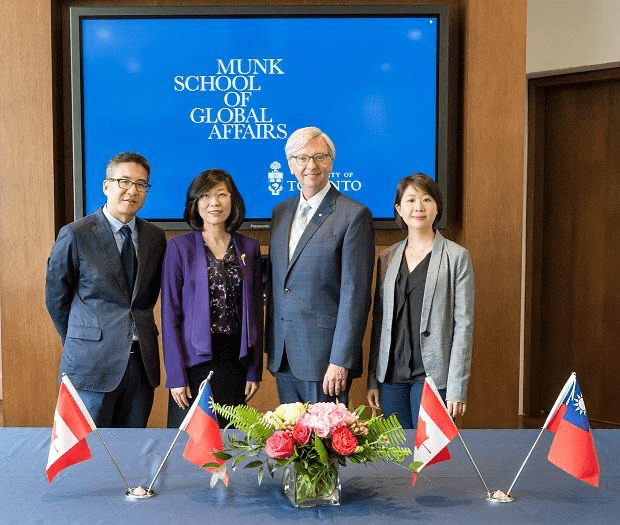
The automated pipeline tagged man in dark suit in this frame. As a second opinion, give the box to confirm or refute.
[267,127,375,403]
[45,152,167,427]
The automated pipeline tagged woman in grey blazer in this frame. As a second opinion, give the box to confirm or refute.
[367,174,475,428]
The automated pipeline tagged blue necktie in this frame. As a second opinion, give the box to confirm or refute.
[119,225,137,296]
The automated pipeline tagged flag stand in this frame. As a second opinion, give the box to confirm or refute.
[484,428,546,503]
[490,426,547,503]
[93,428,151,499]
[129,372,214,499]
[487,373,578,503]
[455,433,495,500]
[142,428,185,497]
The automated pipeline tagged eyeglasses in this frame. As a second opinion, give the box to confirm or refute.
[290,153,332,166]
[200,192,231,202]
[107,178,151,193]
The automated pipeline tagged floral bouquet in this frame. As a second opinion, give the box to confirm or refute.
[206,402,412,507]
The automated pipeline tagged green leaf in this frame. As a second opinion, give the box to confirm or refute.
[202,462,222,469]
[212,403,274,442]
[313,435,329,466]
[244,460,264,469]
[232,454,247,467]
[212,451,232,460]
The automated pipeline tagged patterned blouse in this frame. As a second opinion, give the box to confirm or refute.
[205,240,242,334]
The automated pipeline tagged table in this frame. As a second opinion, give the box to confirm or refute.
[1,428,618,524]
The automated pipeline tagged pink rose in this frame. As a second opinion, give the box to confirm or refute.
[265,431,295,459]
[291,422,311,445]
[313,419,331,438]
[331,427,357,456]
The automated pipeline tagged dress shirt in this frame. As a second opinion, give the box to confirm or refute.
[296,181,331,223]
[102,205,138,254]
[102,205,139,340]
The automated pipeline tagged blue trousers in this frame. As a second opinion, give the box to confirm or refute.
[378,381,447,429]
[275,353,351,404]
[76,350,154,428]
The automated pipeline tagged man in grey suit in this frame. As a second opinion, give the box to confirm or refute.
[46,152,166,427]
[267,127,375,403]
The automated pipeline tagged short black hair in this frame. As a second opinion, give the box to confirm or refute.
[184,169,245,232]
[394,173,443,230]
[106,152,151,180]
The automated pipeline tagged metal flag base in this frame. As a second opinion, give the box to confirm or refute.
[486,489,514,503]
[125,486,155,499]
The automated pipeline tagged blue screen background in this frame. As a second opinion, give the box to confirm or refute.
[81,16,438,222]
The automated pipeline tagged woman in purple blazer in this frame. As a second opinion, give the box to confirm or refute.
[161,169,263,427]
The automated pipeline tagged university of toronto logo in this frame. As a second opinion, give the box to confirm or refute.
[268,162,283,195]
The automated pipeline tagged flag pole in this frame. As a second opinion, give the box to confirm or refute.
[147,428,185,493]
[93,429,132,491]
[457,433,490,494]
[146,371,214,493]
[505,372,576,497]
[59,375,131,492]
[505,427,545,495]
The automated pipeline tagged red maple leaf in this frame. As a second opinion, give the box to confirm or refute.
[415,417,429,449]
[51,421,58,442]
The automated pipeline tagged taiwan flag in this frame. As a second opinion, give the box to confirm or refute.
[545,373,600,487]
[412,376,460,485]
[46,375,97,483]
[179,380,226,478]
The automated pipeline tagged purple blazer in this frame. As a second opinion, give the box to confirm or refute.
[161,231,263,388]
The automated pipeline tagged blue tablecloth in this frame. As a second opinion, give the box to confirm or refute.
[1,428,618,524]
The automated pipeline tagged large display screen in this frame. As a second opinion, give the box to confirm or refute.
[71,6,449,228]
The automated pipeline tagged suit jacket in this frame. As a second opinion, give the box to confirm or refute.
[45,208,167,392]
[161,231,263,388]
[267,186,375,381]
[368,232,475,402]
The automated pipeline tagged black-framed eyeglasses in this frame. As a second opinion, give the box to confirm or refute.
[290,153,332,166]
[107,178,152,193]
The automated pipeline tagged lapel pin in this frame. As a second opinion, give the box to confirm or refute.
[240,253,247,266]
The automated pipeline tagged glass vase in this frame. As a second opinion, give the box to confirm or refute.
[281,461,341,508]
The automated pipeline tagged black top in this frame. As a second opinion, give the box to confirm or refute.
[205,240,243,334]
[385,250,431,383]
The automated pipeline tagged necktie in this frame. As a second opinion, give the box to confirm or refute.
[289,202,312,261]
[119,225,137,296]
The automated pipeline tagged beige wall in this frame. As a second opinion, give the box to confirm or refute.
[0,0,57,412]
[528,0,620,73]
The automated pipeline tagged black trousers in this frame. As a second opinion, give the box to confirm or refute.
[167,334,247,428]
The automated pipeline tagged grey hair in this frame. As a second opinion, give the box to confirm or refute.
[284,127,336,161]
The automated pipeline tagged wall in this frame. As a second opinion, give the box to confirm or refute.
[0,0,526,428]
[0,0,58,419]
[528,0,620,73]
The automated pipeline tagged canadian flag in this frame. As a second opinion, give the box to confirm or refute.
[412,376,459,485]
[46,375,97,483]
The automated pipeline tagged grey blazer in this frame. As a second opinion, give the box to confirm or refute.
[368,232,475,402]
[45,208,167,392]
[267,186,375,381]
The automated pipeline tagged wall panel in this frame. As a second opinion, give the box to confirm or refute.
[459,0,526,427]
[0,0,59,425]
